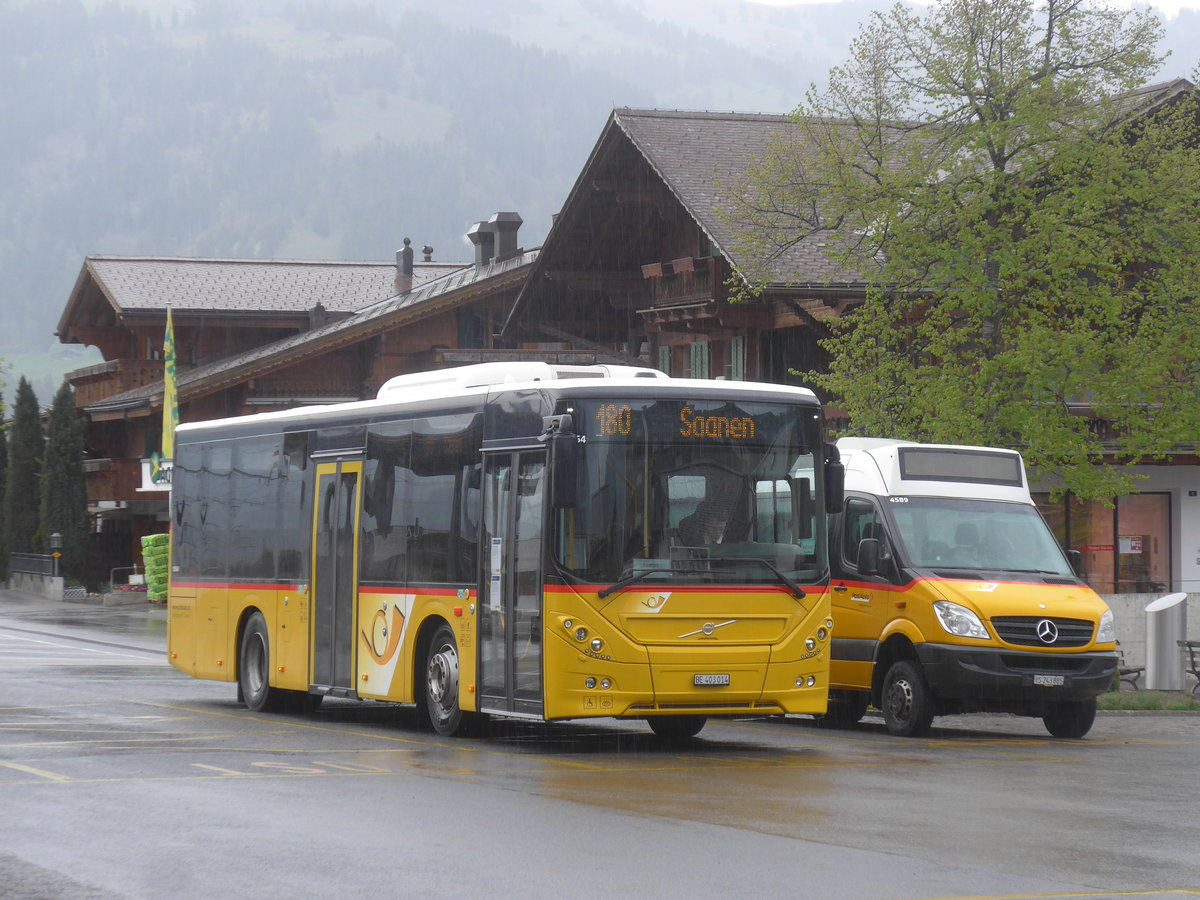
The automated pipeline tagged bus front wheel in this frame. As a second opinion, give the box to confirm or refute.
[881,660,934,737]
[1043,697,1096,739]
[239,611,283,713]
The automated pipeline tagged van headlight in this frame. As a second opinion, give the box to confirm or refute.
[933,600,989,639]
[1097,608,1115,644]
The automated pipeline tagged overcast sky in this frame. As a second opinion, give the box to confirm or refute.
[748,0,1200,17]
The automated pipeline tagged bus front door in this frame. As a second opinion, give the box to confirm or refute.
[311,460,362,694]
[479,450,545,718]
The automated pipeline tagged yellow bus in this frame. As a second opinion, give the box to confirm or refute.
[826,438,1118,739]
[167,362,842,739]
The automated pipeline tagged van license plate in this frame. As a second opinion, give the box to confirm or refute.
[694,674,730,686]
[1033,674,1065,686]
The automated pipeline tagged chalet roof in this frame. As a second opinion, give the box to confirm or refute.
[57,255,466,337]
[610,108,856,288]
[83,250,538,415]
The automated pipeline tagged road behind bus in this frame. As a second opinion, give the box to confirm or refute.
[1,588,1197,900]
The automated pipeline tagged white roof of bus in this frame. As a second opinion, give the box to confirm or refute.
[176,364,819,436]
[837,437,1032,504]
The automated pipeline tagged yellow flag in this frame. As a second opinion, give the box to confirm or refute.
[162,306,178,460]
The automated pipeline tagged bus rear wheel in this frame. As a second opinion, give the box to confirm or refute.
[239,611,283,713]
[881,660,934,737]
[1043,697,1096,739]
[422,624,467,736]
[647,715,707,741]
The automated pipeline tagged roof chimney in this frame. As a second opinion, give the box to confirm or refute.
[467,221,495,269]
[395,237,413,295]
[422,244,433,262]
[490,211,522,261]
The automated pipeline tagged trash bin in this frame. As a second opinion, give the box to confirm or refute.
[1145,592,1188,690]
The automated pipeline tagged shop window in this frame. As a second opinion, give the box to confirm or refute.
[1034,491,1172,594]
[1117,494,1170,593]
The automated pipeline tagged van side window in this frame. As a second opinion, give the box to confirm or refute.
[843,498,884,570]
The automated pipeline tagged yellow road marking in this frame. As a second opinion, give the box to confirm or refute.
[0,760,73,782]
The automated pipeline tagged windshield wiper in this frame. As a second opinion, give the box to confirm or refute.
[597,568,674,599]
[709,556,806,600]
[598,559,808,601]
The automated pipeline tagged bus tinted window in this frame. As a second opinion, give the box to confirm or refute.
[229,437,279,580]
[361,413,482,586]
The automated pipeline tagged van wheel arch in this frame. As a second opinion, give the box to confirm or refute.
[871,635,919,708]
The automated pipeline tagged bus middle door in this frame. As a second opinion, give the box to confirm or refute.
[311,459,363,696]
[479,449,545,718]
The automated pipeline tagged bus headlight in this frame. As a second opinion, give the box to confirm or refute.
[1097,608,1115,644]
[575,627,588,642]
[933,600,988,639]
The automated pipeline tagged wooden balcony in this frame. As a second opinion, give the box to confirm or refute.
[640,256,725,307]
[69,360,166,408]
[83,458,143,502]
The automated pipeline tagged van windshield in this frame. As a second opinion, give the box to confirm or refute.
[888,497,1074,575]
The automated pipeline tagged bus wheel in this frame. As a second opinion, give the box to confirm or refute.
[239,611,282,713]
[881,660,934,737]
[647,715,707,741]
[423,624,465,736]
[1043,697,1096,739]
[818,690,869,727]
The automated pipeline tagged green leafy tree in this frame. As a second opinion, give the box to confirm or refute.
[731,0,1200,499]
[4,377,43,555]
[40,380,89,583]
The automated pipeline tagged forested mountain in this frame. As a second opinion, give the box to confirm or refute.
[3,0,1197,394]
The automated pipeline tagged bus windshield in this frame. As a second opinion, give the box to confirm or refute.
[888,497,1075,575]
[551,397,826,587]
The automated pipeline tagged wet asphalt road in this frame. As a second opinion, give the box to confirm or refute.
[1,589,1198,900]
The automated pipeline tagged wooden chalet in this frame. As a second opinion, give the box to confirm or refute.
[57,215,613,580]
[502,108,865,392]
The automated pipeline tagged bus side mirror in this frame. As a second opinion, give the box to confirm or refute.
[823,443,844,513]
[858,537,880,576]
[1067,548,1082,577]
[542,415,578,509]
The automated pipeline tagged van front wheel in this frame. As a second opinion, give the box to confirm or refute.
[1043,697,1096,739]
[881,660,934,737]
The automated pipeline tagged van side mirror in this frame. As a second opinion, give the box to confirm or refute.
[858,537,880,576]
[1066,548,1082,577]
[823,442,844,513]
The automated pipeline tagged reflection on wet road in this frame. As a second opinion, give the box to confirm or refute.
[2,608,1198,899]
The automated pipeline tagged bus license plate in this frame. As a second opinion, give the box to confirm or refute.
[694,673,730,686]
[1033,674,1065,686]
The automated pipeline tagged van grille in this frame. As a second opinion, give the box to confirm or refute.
[991,616,1094,648]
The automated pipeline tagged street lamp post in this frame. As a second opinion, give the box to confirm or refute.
[50,532,63,579]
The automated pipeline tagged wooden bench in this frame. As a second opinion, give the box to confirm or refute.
[1179,641,1200,696]
[1117,643,1144,691]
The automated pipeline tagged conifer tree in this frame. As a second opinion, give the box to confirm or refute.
[41,380,88,583]
[4,377,43,555]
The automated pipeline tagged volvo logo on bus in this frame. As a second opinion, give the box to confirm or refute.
[679,620,735,639]
[1036,619,1059,644]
